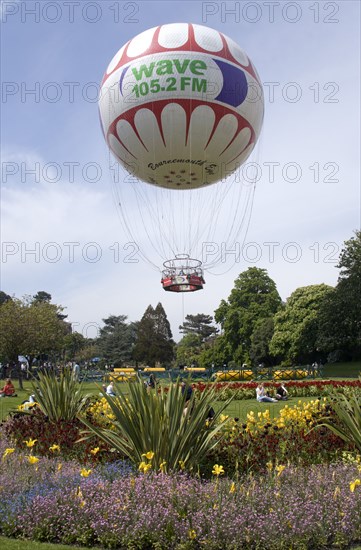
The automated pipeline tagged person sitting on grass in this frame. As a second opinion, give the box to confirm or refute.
[256,382,278,403]
[0,378,16,397]
[106,381,116,397]
[275,383,289,400]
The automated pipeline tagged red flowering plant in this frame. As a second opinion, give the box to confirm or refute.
[1,370,120,464]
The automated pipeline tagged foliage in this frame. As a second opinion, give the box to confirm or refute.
[249,316,278,366]
[0,296,68,363]
[317,230,361,360]
[317,388,361,453]
[270,284,333,364]
[62,332,87,361]
[80,378,233,472]
[1,408,114,463]
[133,303,175,367]
[97,315,136,367]
[0,291,11,305]
[29,368,91,422]
[207,399,351,473]
[179,313,218,341]
[197,333,234,368]
[215,267,282,363]
[175,332,203,366]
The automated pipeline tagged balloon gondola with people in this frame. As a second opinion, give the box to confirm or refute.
[99,23,264,290]
[161,255,205,292]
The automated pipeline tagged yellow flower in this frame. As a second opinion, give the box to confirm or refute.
[57,463,63,471]
[275,465,285,477]
[212,464,225,477]
[80,468,92,478]
[350,479,361,493]
[229,482,236,494]
[179,460,185,470]
[27,456,39,464]
[90,447,100,455]
[138,461,152,473]
[49,444,60,452]
[188,529,197,540]
[266,461,273,472]
[24,438,37,448]
[2,448,15,461]
[159,461,167,473]
[141,451,154,461]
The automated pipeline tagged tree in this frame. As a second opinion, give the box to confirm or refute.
[97,315,136,367]
[250,317,278,366]
[133,303,175,367]
[197,334,234,369]
[0,296,69,387]
[317,230,361,360]
[179,313,218,342]
[176,333,203,366]
[270,284,333,364]
[63,332,87,361]
[33,291,52,303]
[214,267,282,363]
[0,291,11,305]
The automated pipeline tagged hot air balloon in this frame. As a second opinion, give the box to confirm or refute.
[99,23,264,291]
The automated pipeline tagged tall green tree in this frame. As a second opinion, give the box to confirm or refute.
[317,231,361,360]
[97,315,136,367]
[270,284,333,364]
[179,313,218,342]
[250,317,279,366]
[0,296,68,387]
[176,333,203,366]
[214,267,282,363]
[133,303,174,367]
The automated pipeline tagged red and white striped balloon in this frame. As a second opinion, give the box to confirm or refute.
[99,23,264,190]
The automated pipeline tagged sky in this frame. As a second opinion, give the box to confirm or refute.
[1,0,360,342]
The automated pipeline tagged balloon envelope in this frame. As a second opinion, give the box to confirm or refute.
[99,23,264,190]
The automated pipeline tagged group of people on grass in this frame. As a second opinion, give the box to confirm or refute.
[256,382,288,403]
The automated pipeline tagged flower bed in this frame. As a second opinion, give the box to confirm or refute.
[207,400,352,473]
[192,379,361,400]
[1,438,361,550]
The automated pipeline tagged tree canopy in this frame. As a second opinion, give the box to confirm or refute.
[179,313,218,342]
[270,284,333,364]
[133,303,174,367]
[97,315,136,367]
[215,267,282,363]
[317,230,361,360]
[0,296,68,364]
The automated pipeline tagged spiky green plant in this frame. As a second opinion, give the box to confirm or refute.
[80,378,233,472]
[29,368,91,422]
[316,389,361,453]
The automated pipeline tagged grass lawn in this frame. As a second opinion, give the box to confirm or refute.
[0,537,85,550]
[0,378,319,424]
[1,535,361,550]
[0,358,360,423]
